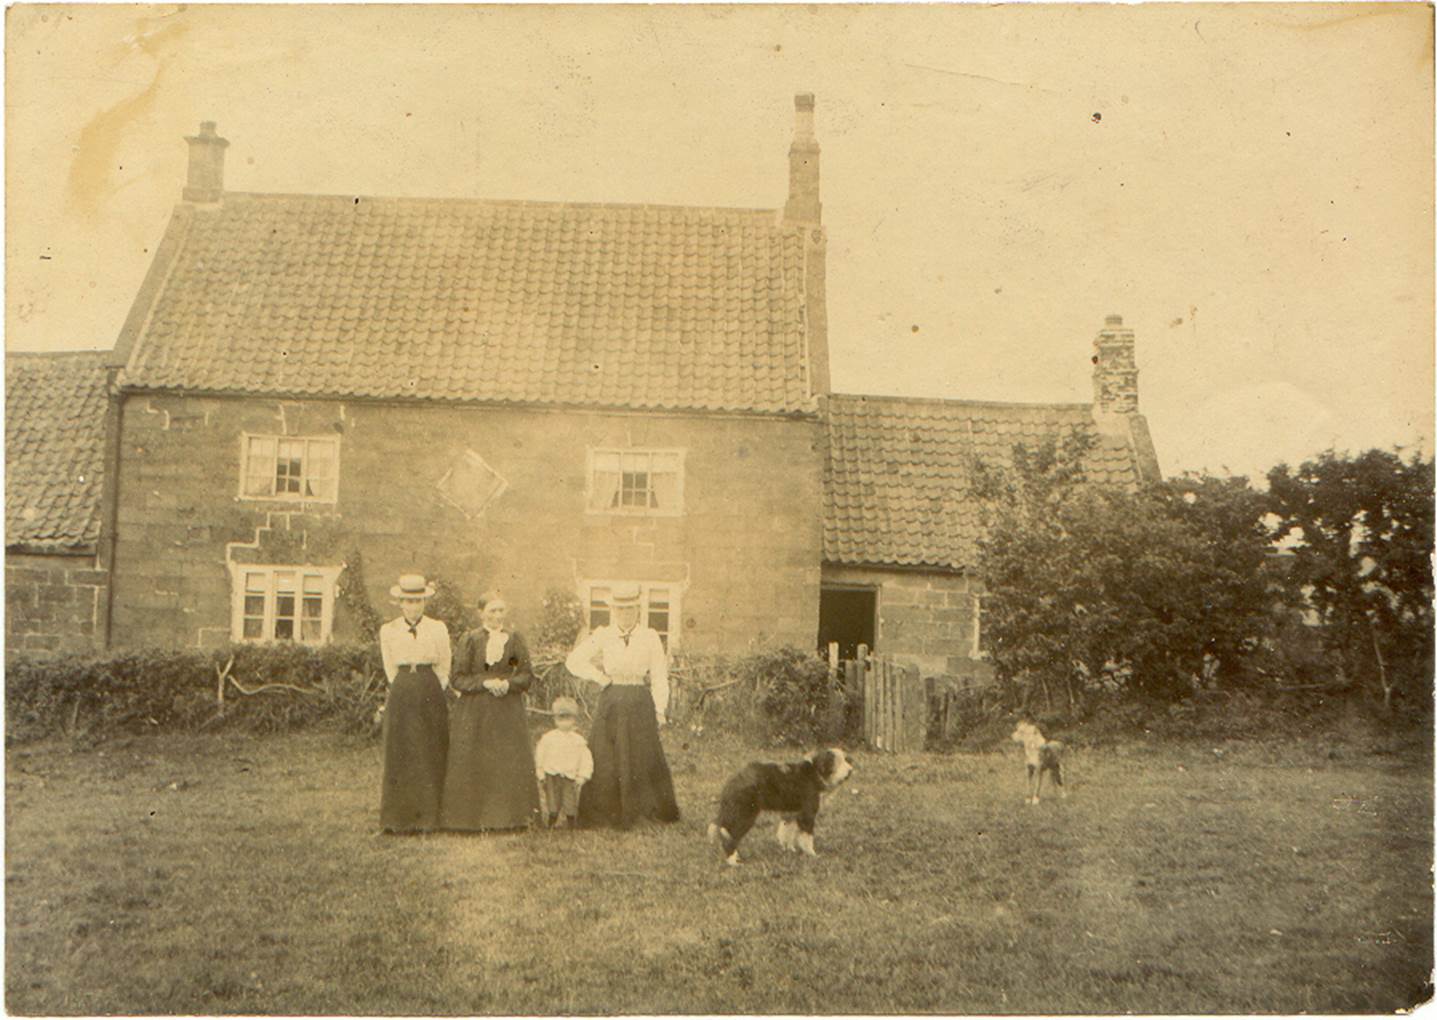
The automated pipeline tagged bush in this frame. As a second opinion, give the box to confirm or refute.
[528,645,850,748]
[7,640,853,750]
[533,588,585,656]
[422,575,479,641]
[6,643,385,744]
[745,646,849,746]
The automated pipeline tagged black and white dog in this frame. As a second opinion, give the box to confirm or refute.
[706,749,855,865]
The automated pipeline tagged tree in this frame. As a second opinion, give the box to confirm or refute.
[1266,448,1434,712]
[974,438,1278,713]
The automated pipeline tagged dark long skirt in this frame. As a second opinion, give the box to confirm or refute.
[577,685,680,829]
[379,665,449,832]
[440,692,540,831]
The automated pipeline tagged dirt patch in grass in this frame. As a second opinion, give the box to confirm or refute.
[6,731,1432,1013]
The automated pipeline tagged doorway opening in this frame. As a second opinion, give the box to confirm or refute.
[817,585,878,660]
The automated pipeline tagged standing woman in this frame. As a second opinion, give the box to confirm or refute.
[440,592,541,831]
[565,583,680,828]
[378,574,451,833]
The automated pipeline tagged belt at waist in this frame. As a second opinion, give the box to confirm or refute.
[607,677,649,686]
[396,663,438,672]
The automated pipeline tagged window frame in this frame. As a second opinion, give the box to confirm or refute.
[580,579,684,651]
[237,433,341,504]
[584,448,686,518]
[228,564,344,645]
[971,592,989,660]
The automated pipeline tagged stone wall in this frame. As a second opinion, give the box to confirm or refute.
[5,552,108,653]
[822,564,993,680]
[110,393,824,653]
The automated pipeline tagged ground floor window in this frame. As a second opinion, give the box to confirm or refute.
[229,565,343,644]
[581,581,680,650]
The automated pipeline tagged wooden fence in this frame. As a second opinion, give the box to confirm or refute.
[834,644,926,753]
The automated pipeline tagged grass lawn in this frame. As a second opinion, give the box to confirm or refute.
[6,726,1432,1014]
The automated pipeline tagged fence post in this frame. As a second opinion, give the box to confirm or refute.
[858,644,871,746]
[870,657,880,749]
[893,660,903,752]
[876,657,887,750]
[873,655,885,752]
[867,655,879,752]
[900,663,925,752]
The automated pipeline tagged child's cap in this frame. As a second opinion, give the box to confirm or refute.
[551,696,580,719]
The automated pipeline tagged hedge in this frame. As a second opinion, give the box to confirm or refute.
[6,642,853,748]
[6,643,384,743]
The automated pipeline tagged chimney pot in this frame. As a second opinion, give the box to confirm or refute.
[1092,314,1139,417]
[183,120,230,203]
[784,92,821,224]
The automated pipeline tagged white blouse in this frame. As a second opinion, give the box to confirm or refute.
[483,628,509,667]
[565,624,670,720]
[379,615,452,688]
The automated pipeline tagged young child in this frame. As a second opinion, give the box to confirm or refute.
[534,697,594,828]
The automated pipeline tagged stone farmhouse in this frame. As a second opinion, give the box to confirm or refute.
[5,95,1159,678]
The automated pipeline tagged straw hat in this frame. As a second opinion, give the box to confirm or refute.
[607,582,641,607]
[389,573,437,599]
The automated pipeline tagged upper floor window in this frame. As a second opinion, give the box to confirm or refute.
[229,565,342,644]
[241,435,338,502]
[586,449,684,516]
[583,581,680,650]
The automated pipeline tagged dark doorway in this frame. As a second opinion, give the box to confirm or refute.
[818,586,877,660]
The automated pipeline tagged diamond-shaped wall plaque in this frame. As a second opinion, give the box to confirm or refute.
[436,449,508,518]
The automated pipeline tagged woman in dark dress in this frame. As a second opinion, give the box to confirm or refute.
[378,574,451,833]
[439,592,541,831]
[565,582,679,828]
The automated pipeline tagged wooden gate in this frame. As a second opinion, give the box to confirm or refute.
[835,645,926,753]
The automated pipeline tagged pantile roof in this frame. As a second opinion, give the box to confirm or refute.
[6,351,111,552]
[119,194,816,414]
[823,393,1160,571]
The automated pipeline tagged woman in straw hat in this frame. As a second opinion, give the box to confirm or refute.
[440,591,541,832]
[564,582,679,828]
[377,573,451,833]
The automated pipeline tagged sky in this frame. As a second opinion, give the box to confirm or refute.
[6,3,1433,481]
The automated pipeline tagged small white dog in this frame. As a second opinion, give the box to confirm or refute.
[1010,719,1066,805]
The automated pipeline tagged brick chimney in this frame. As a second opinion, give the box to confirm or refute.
[1092,314,1139,416]
[783,93,821,224]
[183,121,229,203]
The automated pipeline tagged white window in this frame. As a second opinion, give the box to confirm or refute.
[229,565,343,644]
[240,435,339,502]
[586,449,684,515]
[582,581,681,651]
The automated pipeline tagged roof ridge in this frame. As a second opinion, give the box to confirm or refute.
[829,391,1094,412]
[6,348,113,360]
[219,191,786,221]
